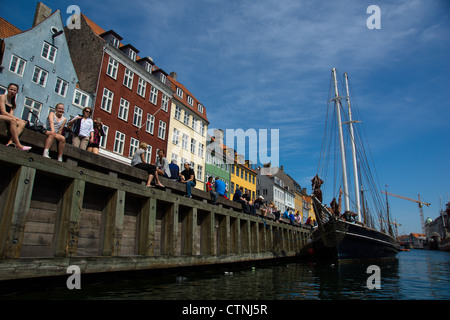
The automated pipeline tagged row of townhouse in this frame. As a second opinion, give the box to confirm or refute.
[0,2,209,189]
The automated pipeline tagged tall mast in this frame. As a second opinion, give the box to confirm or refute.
[332,68,350,213]
[344,73,362,222]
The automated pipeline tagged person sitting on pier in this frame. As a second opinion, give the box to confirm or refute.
[233,186,250,214]
[254,196,267,216]
[169,159,180,181]
[0,83,31,151]
[207,176,218,205]
[43,103,67,161]
[87,118,105,154]
[214,177,228,204]
[131,142,164,188]
[243,189,256,215]
[180,162,196,198]
[155,149,170,178]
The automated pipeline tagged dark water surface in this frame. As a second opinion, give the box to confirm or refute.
[1,249,449,301]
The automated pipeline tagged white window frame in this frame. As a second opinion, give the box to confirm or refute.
[198,103,204,113]
[137,78,146,97]
[198,143,204,158]
[54,78,69,97]
[145,145,152,163]
[129,137,139,158]
[191,117,197,131]
[99,125,109,149]
[146,113,155,134]
[187,95,194,106]
[158,120,166,140]
[128,50,136,61]
[183,112,190,126]
[101,87,114,113]
[161,94,169,112]
[118,98,129,121]
[174,105,181,120]
[182,133,188,150]
[172,128,180,145]
[176,87,183,98]
[197,165,203,182]
[133,106,143,128]
[123,68,134,89]
[32,66,48,87]
[106,56,118,79]
[73,89,89,108]
[190,138,196,154]
[22,97,42,123]
[9,54,26,76]
[41,42,57,63]
[113,131,125,154]
[150,86,158,105]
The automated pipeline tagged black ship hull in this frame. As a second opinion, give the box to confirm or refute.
[306,221,399,263]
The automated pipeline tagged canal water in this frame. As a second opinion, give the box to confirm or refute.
[1,249,449,301]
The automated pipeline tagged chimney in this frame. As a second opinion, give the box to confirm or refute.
[33,2,52,27]
[170,72,177,81]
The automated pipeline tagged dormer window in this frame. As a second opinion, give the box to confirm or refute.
[187,96,194,106]
[160,73,166,84]
[110,36,120,48]
[129,50,136,61]
[145,62,153,73]
[198,103,204,113]
[176,87,183,98]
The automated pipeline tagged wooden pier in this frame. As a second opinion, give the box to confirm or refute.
[0,121,311,281]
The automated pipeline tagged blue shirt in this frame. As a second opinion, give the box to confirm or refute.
[233,188,242,202]
[215,179,226,196]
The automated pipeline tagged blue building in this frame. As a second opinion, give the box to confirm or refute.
[0,5,92,125]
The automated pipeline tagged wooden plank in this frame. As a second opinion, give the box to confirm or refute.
[102,189,125,256]
[1,166,36,258]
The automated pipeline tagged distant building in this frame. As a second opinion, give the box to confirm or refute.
[205,129,232,196]
[0,4,92,125]
[65,13,172,164]
[230,157,258,202]
[166,72,208,190]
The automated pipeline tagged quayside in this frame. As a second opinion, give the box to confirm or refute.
[0,120,311,282]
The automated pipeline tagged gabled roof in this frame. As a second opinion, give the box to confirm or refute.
[0,17,22,38]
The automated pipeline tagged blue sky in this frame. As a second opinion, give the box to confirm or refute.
[2,0,449,235]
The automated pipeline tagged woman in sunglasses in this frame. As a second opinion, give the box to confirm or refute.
[67,107,94,150]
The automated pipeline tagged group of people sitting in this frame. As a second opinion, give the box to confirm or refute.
[0,83,105,161]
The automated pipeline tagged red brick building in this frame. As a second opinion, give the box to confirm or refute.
[65,14,173,164]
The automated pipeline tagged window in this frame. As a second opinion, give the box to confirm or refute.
[191,117,197,131]
[9,55,26,76]
[113,131,125,154]
[137,78,146,97]
[197,165,203,182]
[174,105,181,120]
[150,86,158,105]
[99,125,109,149]
[118,98,129,121]
[123,68,134,89]
[198,103,204,113]
[101,88,114,113]
[200,122,205,136]
[171,153,178,162]
[176,87,183,98]
[172,128,180,145]
[129,137,139,158]
[146,113,154,134]
[73,89,89,108]
[54,78,68,97]
[128,50,136,61]
[236,167,239,176]
[41,42,57,62]
[144,144,152,163]
[160,73,166,84]
[106,57,118,79]
[158,120,166,139]
[21,98,42,123]
[190,138,196,154]
[187,96,193,106]
[198,143,204,158]
[182,133,188,150]
[161,94,169,111]
[183,112,190,125]
[32,66,48,87]
[133,106,143,127]
[110,37,120,48]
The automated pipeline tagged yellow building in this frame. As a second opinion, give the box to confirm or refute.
[229,160,258,201]
[166,73,209,191]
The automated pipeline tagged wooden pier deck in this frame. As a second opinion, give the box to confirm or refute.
[0,120,311,281]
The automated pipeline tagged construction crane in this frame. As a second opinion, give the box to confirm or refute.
[381,190,430,234]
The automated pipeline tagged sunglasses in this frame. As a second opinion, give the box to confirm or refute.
[84,110,92,114]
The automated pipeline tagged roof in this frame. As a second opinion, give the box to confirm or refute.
[0,16,22,38]
[81,13,208,122]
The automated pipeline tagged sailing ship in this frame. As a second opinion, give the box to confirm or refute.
[304,68,399,263]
